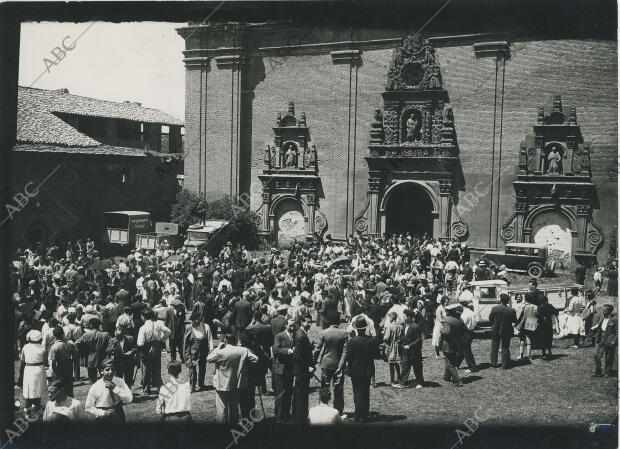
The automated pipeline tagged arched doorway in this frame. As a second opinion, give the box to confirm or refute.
[274,198,306,247]
[385,183,434,237]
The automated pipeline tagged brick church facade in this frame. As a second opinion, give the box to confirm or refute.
[177,4,617,266]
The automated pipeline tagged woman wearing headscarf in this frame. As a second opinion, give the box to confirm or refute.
[20,329,48,419]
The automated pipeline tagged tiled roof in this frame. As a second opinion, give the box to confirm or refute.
[13,143,186,159]
[17,86,183,147]
[13,143,147,157]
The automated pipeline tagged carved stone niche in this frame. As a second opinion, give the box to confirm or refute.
[357,33,466,241]
[501,95,603,266]
[258,102,326,243]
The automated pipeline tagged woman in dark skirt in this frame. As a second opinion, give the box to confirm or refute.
[537,296,559,360]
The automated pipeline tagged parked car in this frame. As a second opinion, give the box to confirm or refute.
[102,211,152,247]
[184,220,229,255]
[483,243,554,278]
[135,222,182,251]
[466,279,510,325]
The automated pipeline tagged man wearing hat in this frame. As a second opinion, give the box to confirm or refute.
[85,358,133,422]
[75,318,110,384]
[337,316,378,423]
[43,378,87,422]
[591,304,618,377]
[439,303,466,387]
[395,308,424,389]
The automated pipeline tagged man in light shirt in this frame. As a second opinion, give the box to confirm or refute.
[457,301,478,373]
[85,358,133,422]
[309,388,342,425]
[156,360,192,422]
[137,310,171,394]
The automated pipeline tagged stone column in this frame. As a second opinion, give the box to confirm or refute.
[261,191,271,234]
[306,193,316,235]
[368,178,381,236]
[576,204,591,253]
[514,202,528,242]
[438,180,452,239]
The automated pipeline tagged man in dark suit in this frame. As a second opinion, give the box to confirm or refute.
[489,293,518,369]
[337,316,378,423]
[292,315,315,425]
[244,311,274,393]
[524,278,545,307]
[396,308,424,388]
[314,311,348,413]
[106,325,137,387]
[75,318,110,384]
[592,304,618,377]
[439,304,465,387]
[273,318,296,423]
[233,291,253,341]
[320,292,340,330]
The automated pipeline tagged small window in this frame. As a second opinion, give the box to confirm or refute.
[479,287,497,299]
[505,247,515,254]
[532,248,539,255]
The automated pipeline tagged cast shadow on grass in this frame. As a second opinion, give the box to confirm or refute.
[461,375,484,385]
[132,393,159,403]
[367,411,408,423]
[475,362,493,371]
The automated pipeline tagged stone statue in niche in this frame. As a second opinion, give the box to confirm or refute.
[544,143,563,174]
[306,145,317,167]
[264,145,272,167]
[284,143,297,168]
[547,148,561,174]
[405,111,422,142]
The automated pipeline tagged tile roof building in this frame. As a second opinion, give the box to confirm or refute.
[9,87,184,247]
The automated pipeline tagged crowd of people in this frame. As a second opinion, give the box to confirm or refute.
[11,232,618,424]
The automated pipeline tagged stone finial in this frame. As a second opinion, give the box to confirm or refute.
[288,101,295,116]
[300,111,306,126]
[553,95,562,112]
[276,112,281,127]
[570,107,577,125]
[537,107,544,124]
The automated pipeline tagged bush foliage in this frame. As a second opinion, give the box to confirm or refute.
[170,189,261,249]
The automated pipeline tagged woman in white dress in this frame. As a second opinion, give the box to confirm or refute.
[21,330,48,419]
[432,296,448,358]
[566,287,586,348]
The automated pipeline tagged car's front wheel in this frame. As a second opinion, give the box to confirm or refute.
[527,263,543,278]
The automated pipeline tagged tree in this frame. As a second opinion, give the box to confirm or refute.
[170,189,260,249]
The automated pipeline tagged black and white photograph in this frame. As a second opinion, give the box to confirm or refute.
[0,1,617,448]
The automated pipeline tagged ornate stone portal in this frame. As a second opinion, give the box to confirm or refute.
[258,102,327,243]
[501,96,603,266]
[355,33,468,240]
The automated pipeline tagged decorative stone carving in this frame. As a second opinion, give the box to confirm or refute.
[451,207,469,241]
[386,34,443,91]
[369,178,381,193]
[314,208,328,238]
[370,109,384,145]
[382,107,400,144]
[502,95,602,265]
[258,102,323,241]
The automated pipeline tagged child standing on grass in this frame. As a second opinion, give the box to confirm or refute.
[383,312,403,385]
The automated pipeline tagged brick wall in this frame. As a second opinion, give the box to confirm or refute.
[183,36,617,257]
